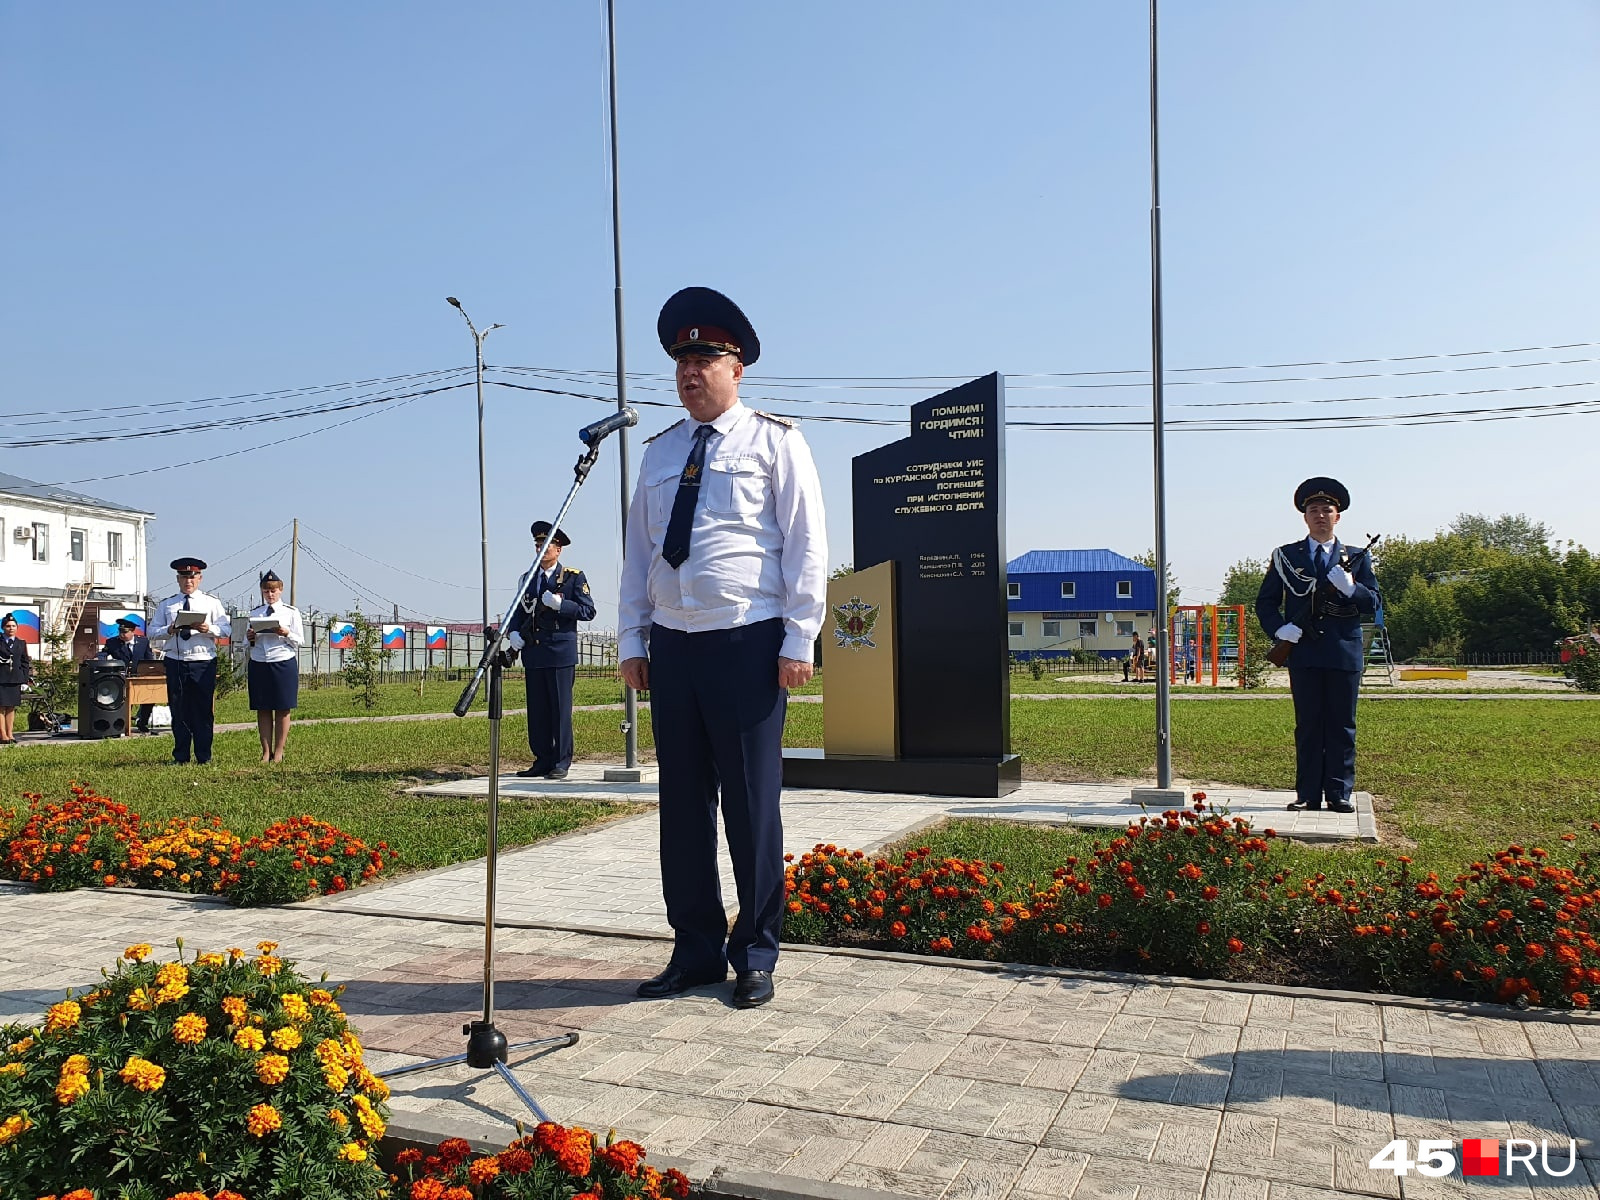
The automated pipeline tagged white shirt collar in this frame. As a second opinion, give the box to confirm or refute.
[700,400,750,436]
[1306,536,1337,554]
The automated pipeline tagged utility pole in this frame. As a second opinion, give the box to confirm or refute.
[290,518,299,607]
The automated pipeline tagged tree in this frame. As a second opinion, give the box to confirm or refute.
[1383,573,1462,660]
[1454,555,1583,655]
[1218,557,1272,687]
[340,610,383,709]
[1134,549,1181,610]
[26,623,79,729]
[1448,512,1553,557]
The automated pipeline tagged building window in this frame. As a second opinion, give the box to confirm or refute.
[1060,581,1075,599]
[1079,620,1097,639]
[0,519,5,560]
[1007,621,1024,638]
[32,523,48,562]
[1006,582,1020,600]
[70,529,86,562]
[1041,620,1061,638]
[1117,580,1132,598]
[1117,620,1135,638]
[107,532,123,566]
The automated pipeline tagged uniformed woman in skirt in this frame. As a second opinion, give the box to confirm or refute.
[0,612,33,745]
[245,570,304,762]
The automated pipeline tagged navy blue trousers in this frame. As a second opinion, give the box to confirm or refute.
[524,665,575,773]
[649,619,786,974]
[165,658,218,764]
[1289,666,1360,804]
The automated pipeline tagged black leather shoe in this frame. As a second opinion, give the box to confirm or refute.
[516,765,550,778]
[732,970,775,1009]
[636,964,727,999]
[1286,798,1322,811]
[1326,798,1356,814]
[546,768,569,780]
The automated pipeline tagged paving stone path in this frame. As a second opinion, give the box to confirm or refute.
[4,765,1595,1199]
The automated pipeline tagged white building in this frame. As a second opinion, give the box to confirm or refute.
[0,472,155,658]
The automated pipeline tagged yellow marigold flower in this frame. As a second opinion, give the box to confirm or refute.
[234,1027,266,1052]
[7,1036,34,1055]
[255,955,284,977]
[118,1055,166,1093]
[257,940,280,954]
[196,951,226,967]
[44,1000,82,1033]
[155,962,189,988]
[323,1063,350,1092]
[314,1038,344,1064]
[228,946,246,961]
[128,987,156,1012]
[359,1070,390,1101]
[221,996,248,1025]
[156,980,190,1006]
[280,993,311,1023]
[124,944,153,962]
[56,1071,91,1105]
[63,1054,90,1075]
[255,1053,291,1086]
[329,1107,349,1126]
[245,1102,282,1137]
[0,1113,31,1145]
[173,1014,208,1045]
[270,1026,302,1051]
[338,1142,368,1163]
[0,1062,23,1077]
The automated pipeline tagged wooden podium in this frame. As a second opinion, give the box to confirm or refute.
[127,663,167,730]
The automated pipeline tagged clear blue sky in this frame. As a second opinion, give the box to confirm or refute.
[3,2,1596,624]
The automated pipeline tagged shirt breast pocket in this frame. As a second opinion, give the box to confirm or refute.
[645,465,683,535]
[703,457,767,518]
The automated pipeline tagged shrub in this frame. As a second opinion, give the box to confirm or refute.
[1558,635,1600,692]
[0,941,392,1199]
[220,816,395,906]
[395,1124,691,1200]
[1,785,143,891]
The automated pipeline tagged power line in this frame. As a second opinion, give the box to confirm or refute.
[297,521,477,591]
[296,540,455,625]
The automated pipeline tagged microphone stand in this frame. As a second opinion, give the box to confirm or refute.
[377,435,616,1121]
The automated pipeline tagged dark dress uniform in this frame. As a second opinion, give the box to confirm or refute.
[1256,479,1379,811]
[102,625,155,732]
[0,629,31,712]
[506,559,596,777]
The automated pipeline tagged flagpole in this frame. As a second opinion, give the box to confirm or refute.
[1148,0,1174,791]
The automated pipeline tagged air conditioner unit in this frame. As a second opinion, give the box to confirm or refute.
[11,527,31,542]
[1105,613,1114,623]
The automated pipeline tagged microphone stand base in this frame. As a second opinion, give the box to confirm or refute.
[378,1028,580,1124]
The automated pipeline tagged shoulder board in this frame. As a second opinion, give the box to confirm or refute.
[560,565,580,578]
[754,410,796,428]
[643,419,686,445]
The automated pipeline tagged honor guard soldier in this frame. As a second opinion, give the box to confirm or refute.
[103,616,155,733]
[147,557,231,765]
[506,521,596,779]
[620,286,828,1009]
[1256,478,1379,813]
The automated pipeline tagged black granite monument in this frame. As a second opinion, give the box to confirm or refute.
[783,372,1021,797]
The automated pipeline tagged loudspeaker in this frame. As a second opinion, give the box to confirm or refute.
[78,659,128,739]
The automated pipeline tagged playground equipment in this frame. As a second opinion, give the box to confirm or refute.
[1168,604,1248,687]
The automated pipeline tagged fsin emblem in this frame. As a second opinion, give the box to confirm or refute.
[832,596,880,650]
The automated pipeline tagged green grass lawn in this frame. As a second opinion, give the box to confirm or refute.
[212,676,631,723]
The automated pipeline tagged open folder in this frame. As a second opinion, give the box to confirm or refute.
[172,610,206,628]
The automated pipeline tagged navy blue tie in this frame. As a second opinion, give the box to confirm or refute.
[663,425,714,569]
[179,596,192,641]
[1314,544,1328,577]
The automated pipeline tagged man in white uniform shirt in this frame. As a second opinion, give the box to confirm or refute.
[147,556,231,765]
[620,287,827,1009]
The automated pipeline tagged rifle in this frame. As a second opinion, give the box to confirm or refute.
[1266,533,1381,667]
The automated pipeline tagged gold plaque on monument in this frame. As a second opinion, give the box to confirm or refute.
[823,560,898,757]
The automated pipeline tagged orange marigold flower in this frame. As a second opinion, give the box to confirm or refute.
[255,955,284,977]
[1525,943,1547,961]
[1573,992,1591,1007]
[1226,938,1245,955]
[270,1026,303,1051]
[246,1102,283,1136]
[0,1113,30,1145]
[468,1155,501,1183]
[410,1182,445,1200]
[124,943,153,962]
[173,1013,208,1045]
[444,1188,473,1200]
[118,1055,166,1093]
[56,1069,92,1105]
[44,1000,82,1033]
[255,1053,291,1085]
[500,1145,535,1175]
[234,1027,266,1052]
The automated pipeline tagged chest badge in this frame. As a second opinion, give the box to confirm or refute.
[833,596,881,650]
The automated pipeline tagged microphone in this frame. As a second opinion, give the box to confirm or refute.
[578,407,639,446]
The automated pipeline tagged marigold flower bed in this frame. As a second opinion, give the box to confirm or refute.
[0,784,395,906]
[393,1127,691,1200]
[783,799,1600,1010]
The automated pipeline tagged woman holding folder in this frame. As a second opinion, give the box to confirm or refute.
[245,570,304,762]
[0,612,33,745]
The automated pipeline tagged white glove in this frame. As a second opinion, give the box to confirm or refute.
[1326,564,1355,597]
[507,631,525,652]
[1275,623,1303,644]
[541,591,562,611]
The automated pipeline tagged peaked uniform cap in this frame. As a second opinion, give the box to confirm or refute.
[657,286,761,365]
[1294,477,1351,512]
[170,556,207,574]
[530,520,571,546]
[260,569,283,585]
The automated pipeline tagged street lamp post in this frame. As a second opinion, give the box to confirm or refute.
[447,297,504,632]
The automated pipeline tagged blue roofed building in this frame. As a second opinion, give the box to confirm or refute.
[1006,549,1157,660]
